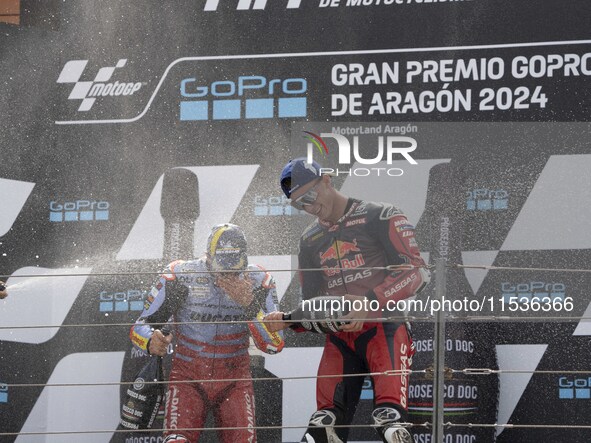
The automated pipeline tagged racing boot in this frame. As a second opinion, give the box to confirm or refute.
[302,410,344,443]
[372,406,412,443]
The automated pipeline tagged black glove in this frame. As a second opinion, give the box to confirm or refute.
[283,295,349,334]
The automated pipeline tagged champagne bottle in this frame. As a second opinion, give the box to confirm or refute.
[120,328,170,430]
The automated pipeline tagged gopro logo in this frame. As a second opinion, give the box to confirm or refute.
[180,75,307,120]
[559,376,591,399]
[466,188,508,211]
[49,200,110,222]
[99,290,148,312]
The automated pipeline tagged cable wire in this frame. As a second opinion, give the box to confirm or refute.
[6,367,591,390]
[0,263,432,281]
[456,264,591,273]
[3,421,591,438]
[4,368,417,389]
[1,312,588,331]
[0,422,426,437]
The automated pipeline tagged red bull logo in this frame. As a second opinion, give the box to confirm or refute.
[319,239,360,264]
[323,254,366,276]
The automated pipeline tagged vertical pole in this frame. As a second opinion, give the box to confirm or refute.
[432,258,447,442]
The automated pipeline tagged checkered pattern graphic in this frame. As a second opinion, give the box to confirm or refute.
[49,208,109,223]
[99,290,147,313]
[466,189,509,211]
[254,202,302,216]
[57,59,127,111]
[180,96,307,121]
[559,387,591,399]
[203,0,302,11]
[0,384,7,404]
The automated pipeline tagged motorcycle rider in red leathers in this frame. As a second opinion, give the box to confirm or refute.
[130,223,285,443]
[265,158,430,443]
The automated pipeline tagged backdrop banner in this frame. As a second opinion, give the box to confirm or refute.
[1,2,591,442]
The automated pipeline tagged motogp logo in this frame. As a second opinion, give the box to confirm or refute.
[57,59,142,111]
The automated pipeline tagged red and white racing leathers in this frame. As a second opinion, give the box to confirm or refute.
[131,259,284,442]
